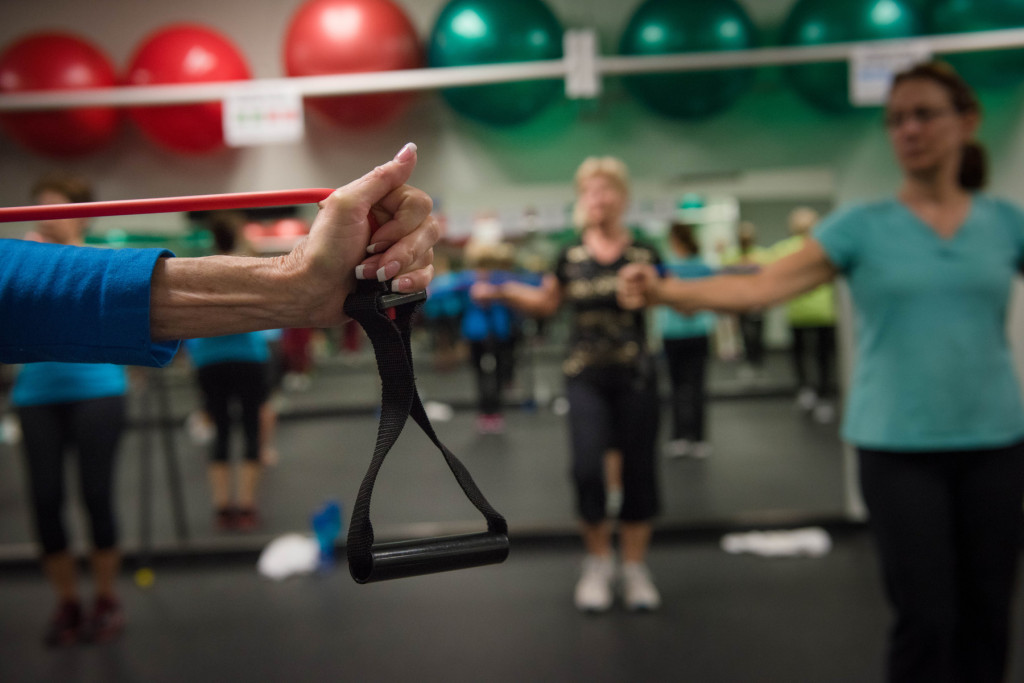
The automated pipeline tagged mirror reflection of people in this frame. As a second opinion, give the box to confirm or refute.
[620,62,1024,682]
[657,222,715,459]
[720,221,770,382]
[185,216,272,532]
[11,172,130,645]
[770,207,838,422]
[473,157,663,612]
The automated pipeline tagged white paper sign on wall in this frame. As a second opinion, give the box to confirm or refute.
[849,43,932,107]
[223,88,305,147]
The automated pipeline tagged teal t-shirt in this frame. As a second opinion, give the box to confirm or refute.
[814,195,1024,450]
[12,362,127,407]
[657,257,716,339]
[185,332,269,368]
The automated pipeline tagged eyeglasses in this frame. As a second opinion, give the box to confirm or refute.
[883,107,956,130]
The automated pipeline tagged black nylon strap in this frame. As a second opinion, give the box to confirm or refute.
[343,280,508,582]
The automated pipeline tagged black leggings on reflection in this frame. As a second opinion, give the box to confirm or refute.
[663,336,709,442]
[566,365,660,523]
[858,442,1024,683]
[470,339,516,415]
[17,395,126,555]
[198,362,268,463]
[791,325,836,398]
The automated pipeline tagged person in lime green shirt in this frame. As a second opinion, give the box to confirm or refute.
[720,221,773,379]
[768,207,837,422]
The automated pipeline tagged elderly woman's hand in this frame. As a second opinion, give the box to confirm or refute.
[284,142,439,327]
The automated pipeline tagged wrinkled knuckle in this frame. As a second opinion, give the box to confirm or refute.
[409,189,433,215]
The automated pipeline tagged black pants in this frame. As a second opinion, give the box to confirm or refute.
[738,313,765,367]
[858,442,1024,683]
[662,336,709,442]
[566,365,660,523]
[198,362,268,463]
[470,339,515,415]
[17,395,126,555]
[791,325,835,398]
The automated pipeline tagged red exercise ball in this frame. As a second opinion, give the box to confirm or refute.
[125,24,251,154]
[284,0,422,128]
[0,32,120,158]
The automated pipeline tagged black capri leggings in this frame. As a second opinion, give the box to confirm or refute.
[858,441,1024,683]
[566,365,660,523]
[17,395,126,555]
[198,362,268,463]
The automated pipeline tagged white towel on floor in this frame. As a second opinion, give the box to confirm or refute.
[257,533,320,580]
[720,527,832,558]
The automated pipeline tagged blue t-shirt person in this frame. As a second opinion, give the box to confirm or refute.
[0,240,180,366]
[656,257,716,340]
[12,362,127,407]
[814,195,1024,451]
[185,332,270,368]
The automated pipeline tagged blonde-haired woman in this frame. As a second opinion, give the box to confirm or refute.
[472,157,663,611]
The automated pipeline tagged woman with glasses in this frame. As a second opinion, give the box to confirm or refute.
[620,61,1024,683]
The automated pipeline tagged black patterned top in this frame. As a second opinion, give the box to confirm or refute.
[554,236,661,377]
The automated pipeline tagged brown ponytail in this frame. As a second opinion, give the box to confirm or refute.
[958,141,987,190]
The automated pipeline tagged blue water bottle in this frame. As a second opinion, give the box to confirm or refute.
[311,500,343,571]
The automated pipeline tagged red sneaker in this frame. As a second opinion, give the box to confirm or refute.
[87,595,125,643]
[235,507,261,532]
[44,599,82,647]
[215,506,237,531]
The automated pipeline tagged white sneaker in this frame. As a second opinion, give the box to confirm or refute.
[813,401,836,424]
[621,562,661,611]
[574,555,616,613]
[185,411,215,445]
[796,388,817,412]
[664,439,692,459]
[690,441,714,459]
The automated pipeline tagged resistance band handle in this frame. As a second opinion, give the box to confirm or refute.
[344,279,509,584]
[349,531,510,584]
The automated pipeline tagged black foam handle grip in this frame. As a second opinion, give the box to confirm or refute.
[350,532,510,584]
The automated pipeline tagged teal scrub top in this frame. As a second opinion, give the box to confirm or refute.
[814,196,1024,451]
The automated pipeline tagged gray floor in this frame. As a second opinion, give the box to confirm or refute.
[0,533,889,683]
[1,533,1023,683]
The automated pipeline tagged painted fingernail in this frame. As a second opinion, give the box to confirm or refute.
[366,243,381,254]
[355,264,367,279]
[391,278,411,293]
[394,142,416,162]
[377,261,401,282]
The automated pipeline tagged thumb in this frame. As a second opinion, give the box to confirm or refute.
[318,142,418,220]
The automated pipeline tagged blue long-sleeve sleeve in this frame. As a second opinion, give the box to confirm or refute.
[0,239,180,366]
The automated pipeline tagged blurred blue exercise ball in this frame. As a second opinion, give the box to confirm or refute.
[619,0,758,119]
[428,0,563,126]
[927,0,1024,88]
[781,0,924,113]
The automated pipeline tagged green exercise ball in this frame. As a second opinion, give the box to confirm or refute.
[619,0,758,119]
[428,0,563,126]
[928,0,1024,88]
[781,0,924,113]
